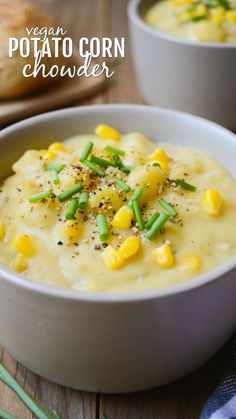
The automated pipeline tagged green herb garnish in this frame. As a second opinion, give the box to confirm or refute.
[115,179,131,193]
[46,163,65,173]
[0,364,60,419]
[133,200,144,230]
[145,213,169,240]
[96,214,109,241]
[57,184,83,202]
[78,192,89,210]
[175,179,197,192]
[85,160,105,177]
[90,155,116,168]
[191,14,207,21]
[105,145,125,156]
[159,198,178,218]
[128,186,144,208]
[144,212,160,230]
[80,141,94,162]
[112,154,131,174]
[28,190,53,203]
[66,199,78,220]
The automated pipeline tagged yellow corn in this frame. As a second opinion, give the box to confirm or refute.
[61,220,81,241]
[149,149,170,163]
[226,10,236,22]
[181,253,201,273]
[112,206,134,230]
[0,222,5,241]
[95,124,121,141]
[48,142,67,152]
[211,7,225,23]
[14,234,36,257]
[12,253,28,273]
[149,149,170,173]
[146,11,160,23]
[102,245,124,270]
[202,188,222,216]
[42,151,57,161]
[118,236,140,259]
[195,4,207,15]
[153,244,175,268]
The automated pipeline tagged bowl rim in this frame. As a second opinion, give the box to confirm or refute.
[128,0,236,49]
[1,103,236,303]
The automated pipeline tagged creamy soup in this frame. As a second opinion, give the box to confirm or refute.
[145,0,236,42]
[0,124,236,292]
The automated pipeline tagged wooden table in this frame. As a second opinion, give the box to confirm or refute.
[0,0,231,417]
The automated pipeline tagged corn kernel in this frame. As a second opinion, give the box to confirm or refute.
[61,220,81,241]
[211,7,225,23]
[42,151,57,161]
[48,142,67,152]
[95,124,121,141]
[226,10,236,22]
[118,236,140,260]
[153,244,175,268]
[12,253,28,273]
[181,253,201,272]
[196,4,207,15]
[0,222,5,241]
[14,234,36,257]
[202,188,222,216]
[112,206,134,230]
[149,149,171,163]
[102,245,124,270]
[146,11,160,23]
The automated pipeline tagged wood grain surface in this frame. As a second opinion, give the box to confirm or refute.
[0,0,231,418]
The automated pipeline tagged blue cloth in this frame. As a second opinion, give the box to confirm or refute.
[200,336,236,419]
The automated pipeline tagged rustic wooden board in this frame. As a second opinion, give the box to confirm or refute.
[0,0,229,418]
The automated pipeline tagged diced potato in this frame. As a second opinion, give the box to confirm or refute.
[127,164,167,202]
[90,185,125,211]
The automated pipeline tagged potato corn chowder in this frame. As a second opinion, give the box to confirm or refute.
[0,124,236,292]
[145,0,236,42]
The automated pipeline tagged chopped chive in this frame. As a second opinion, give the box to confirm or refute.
[0,408,15,419]
[85,160,105,177]
[80,141,94,162]
[0,364,60,419]
[218,0,231,9]
[50,170,60,185]
[128,186,144,208]
[144,212,160,230]
[105,145,125,156]
[79,192,89,210]
[90,155,116,168]
[159,198,178,218]
[96,214,109,241]
[145,213,169,240]
[113,154,122,167]
[152,162,161,167]
[28,189,53,203]
[66,199,78,220]
[57,184,83,202]
[191,15,207,21]
[113,154,131,174]
[115,179,131,193]
[132,200,144,231]
[175,178,197,192]
[46,163,65,173]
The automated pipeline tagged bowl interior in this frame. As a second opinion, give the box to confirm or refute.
[1,104,236,180]
[1,104,236,300]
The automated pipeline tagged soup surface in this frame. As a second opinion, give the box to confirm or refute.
[0,125,236,292]
[145,0,236,42]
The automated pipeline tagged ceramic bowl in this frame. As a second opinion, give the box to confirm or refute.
[128,0,236,131]
[0,105,236,393]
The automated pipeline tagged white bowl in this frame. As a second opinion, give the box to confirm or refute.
[0,105,236,393]
[128,0,236,131]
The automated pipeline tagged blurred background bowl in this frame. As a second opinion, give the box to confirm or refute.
[128,0,236,131]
